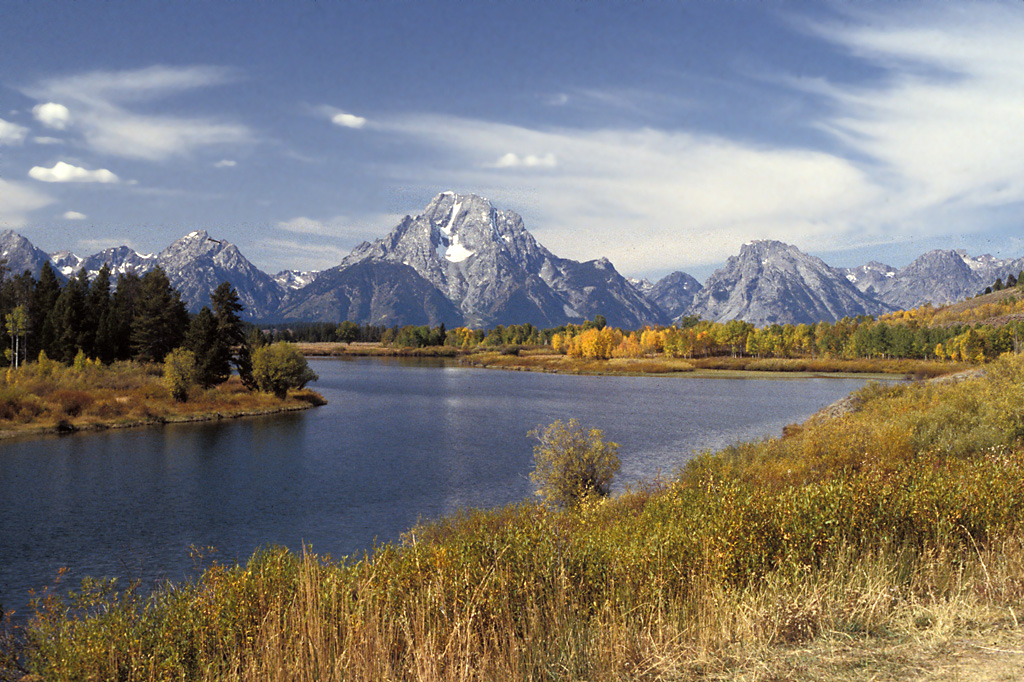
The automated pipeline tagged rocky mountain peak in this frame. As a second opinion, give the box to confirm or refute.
[690,240,889,325]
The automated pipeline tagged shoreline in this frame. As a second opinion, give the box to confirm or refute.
[297,342,965,380]
[0,394,324,442]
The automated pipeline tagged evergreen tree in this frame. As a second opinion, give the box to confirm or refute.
[211,282,254,388]
[109,272,142,361]
[131,267,189,363]
[31,263,62,360]
[89,265,119,364]
[50,270,90,364]
[185,306,228,387]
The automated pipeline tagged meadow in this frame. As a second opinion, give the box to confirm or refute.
[4,355,1024,680]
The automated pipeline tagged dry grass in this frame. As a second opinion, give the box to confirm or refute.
[0,360,322,439]
[9,355,1024,681]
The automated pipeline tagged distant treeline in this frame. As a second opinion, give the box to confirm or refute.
[375,303,1024,364]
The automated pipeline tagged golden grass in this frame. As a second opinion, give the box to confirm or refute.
[9,355,1024,681]
[0,361,323,439]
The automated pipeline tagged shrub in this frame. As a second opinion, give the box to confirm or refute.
[163,347,197,403]
[251,342,318,399]
[529,419,621,507]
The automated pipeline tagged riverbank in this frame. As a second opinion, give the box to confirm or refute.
[297,342,969,378]
[10,352,1022,681]
[0,361,325,441]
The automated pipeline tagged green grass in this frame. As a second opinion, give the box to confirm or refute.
[7,355,1024,681]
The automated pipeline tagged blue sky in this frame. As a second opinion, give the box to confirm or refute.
[2,1,1023,281]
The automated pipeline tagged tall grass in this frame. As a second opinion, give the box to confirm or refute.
[10,356,1024,680]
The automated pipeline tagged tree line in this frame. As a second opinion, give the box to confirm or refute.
[378,310,1024,365]
[0,262,316,400]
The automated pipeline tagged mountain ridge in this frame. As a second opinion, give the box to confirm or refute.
[1,196,1020,326]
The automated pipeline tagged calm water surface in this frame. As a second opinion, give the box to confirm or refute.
[0,358,888,618]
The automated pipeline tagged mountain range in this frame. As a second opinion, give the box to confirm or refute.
[2,192,1022,327]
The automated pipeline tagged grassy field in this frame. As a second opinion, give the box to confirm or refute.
[0,359,324,440]
[5,353,1024,680]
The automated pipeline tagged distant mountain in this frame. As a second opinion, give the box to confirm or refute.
[154,231,285,319]
[44,231,284,320]
[273,269,319,291]
[648,271,703,320]
[1,230,56,279]
[842,250,1024,310]
[299,192,668,328]
[839,261,897,299]
[8,205,1024,328]
[277,260,463,326]
[688,240,891,326]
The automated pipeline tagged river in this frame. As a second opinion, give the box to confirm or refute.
[0,357,888,620]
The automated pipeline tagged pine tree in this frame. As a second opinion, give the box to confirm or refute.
[50,270,90,364]
[31,263,62,360]
[211,282,254,388]
[185,306,229,387]
[89,265,118,363]
[131,267,189,363]
[109,272,142,361]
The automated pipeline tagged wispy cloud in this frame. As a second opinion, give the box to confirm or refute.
[214,159,237,168]
[378,114,877,273]
[371,4,1024,275]
[493,153,557,169]
[24,65,253,161]
[29,161,119,183]
[0,117,28,145]
[62,210,87,220]
[0,179,53,227]
[807,3,1024,217]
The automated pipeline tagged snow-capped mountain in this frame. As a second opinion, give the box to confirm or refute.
[43,231,284,319]
[688,240,891,326]
[313,192,668,328]
[1,230,57,279]
[840,250,1024,310]
[273,269,320,291]
[154,231,285,319]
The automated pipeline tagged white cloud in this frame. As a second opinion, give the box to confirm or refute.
[808,3,1024,217]
[379,114,878,272]
[371,4,1024,275]
[32,102,71,130]
[214,159,237,168]
[253,238,350,272]
[0,117,28,145]
[494,152,557,169]
[76,237,140,253]
[62,211,87,220]
[331,112,368,129]
[278,216,330,235]
[33,136,62,145]
[24,66,252,161]
[29,161,119,183]
[277,212,402,237]
[0,179,53,227]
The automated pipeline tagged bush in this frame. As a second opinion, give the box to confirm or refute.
[163,347,197,402]
[251,342,318,399]
[529,419,621,507]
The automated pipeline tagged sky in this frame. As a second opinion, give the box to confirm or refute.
[2,0,1023,282]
